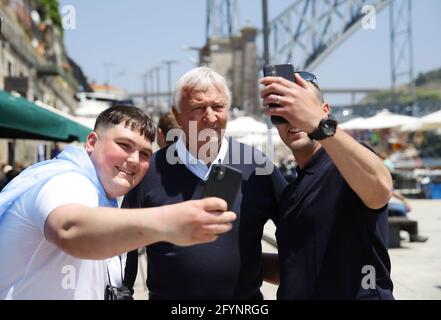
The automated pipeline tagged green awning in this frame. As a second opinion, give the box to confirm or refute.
[0,91,91,142]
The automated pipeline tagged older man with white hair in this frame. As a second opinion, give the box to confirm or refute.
[123,67,286,300]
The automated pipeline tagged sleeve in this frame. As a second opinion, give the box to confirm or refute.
[31,172,99,232]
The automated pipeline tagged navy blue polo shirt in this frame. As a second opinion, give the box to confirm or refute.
[123,138,286,299]
[276,147,394,300]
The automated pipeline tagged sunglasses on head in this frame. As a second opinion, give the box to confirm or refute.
[297,71,318,86]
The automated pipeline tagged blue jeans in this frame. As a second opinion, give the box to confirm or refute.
[388,202,408,218]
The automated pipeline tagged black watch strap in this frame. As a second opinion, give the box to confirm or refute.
[307,114,337,141]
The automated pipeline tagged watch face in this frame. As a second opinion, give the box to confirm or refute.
[322,118,337,136]
[323,122,334,135]
[308,114,338,140]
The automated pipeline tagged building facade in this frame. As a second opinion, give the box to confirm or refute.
[201,26,260,115]
[0,0,80,166]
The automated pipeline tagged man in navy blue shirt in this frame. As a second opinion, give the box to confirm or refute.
[123,67,286,299]
[260,72,394,299]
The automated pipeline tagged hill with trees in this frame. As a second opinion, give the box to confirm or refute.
[362,67,441,105]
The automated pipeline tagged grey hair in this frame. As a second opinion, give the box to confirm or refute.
[173,67,232,111]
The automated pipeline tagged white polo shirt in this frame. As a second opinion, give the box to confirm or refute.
[0,172,108,300]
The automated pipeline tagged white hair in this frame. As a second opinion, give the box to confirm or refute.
[173,67,231,111]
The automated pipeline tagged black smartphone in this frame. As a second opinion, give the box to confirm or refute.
[263,63,295,125]
[201,164,243,210]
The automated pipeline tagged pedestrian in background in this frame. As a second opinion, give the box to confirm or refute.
[156,111,180,149]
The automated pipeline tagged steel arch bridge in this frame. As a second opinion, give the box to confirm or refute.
[205,0,415,108]
[260,0,392,70]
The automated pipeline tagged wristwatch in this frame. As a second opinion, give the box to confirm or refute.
[307,114,338,141]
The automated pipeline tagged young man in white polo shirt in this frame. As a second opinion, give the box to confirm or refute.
[0,105,235,299]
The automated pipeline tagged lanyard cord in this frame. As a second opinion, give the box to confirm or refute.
[106,255,123,286]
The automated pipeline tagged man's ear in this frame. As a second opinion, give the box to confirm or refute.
[172,106,182,127]
[85,131,98,153]
[157,128,164,140]
[322,102,330,114]
[157,128,165,147]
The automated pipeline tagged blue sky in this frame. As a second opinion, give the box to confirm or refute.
[59,0,441,105]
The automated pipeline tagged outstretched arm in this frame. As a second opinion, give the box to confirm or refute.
[319,128,392,209]
[44,198,236,259]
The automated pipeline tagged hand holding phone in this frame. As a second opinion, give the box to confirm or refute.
[201,164,243,210]
[263,63,295,125]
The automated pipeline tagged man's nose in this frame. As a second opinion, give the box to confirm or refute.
[127,151,139,164]
[203,107,217,123]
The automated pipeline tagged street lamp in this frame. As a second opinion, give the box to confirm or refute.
[162,60,178,107]
[181,44,202,66]
[103,62,113,91]
[262,0,274,160]
[141,71,149,110]
[262,0,270,66]
[148,70,154,108]
[153,66,163,110]
[181,44,220,66]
